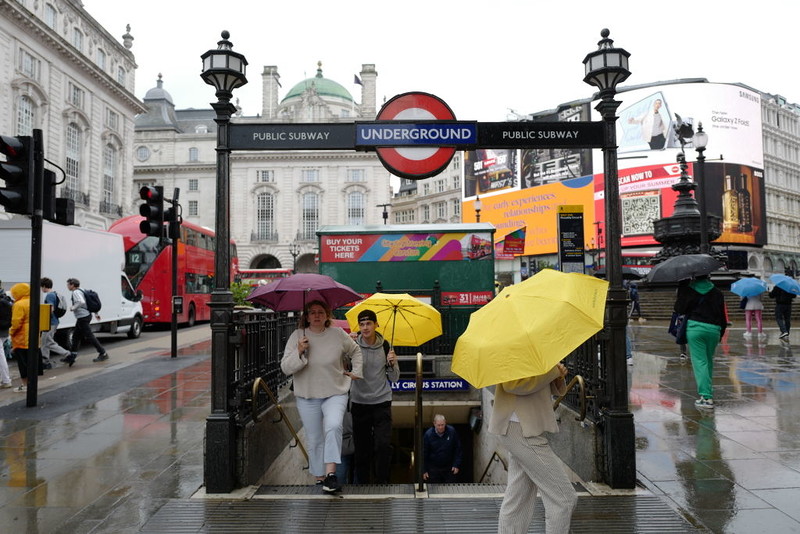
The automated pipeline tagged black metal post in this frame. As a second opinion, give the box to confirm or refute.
[205,98,237,493]
[171,228,178,358]
[26,129,44,407]
[596,93,636,489]
[696,144,708,254]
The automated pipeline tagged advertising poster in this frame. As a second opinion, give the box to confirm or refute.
[464,149,518,197]
[465,175,594,256]
[592,82,766,247]
[319,232,494,262]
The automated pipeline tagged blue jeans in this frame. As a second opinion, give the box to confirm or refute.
[775,304,792,335]
[296,394,348,477]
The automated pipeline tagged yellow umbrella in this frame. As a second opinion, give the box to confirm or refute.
[345,293,442,347]
[452,269,609,388]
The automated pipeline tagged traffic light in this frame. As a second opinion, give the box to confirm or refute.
[0,135,34,215]
[165,204,182,241]
[139,185,164,237]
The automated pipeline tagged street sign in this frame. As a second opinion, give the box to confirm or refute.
[355,121,477,147]
[372,92,459,180]
[478,122,605,148]
[229,123,354,150]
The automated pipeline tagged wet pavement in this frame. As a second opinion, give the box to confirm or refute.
[0,322,799,532]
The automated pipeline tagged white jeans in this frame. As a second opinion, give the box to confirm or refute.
[497,422,577,534]
[296,394,348,477]
[0,335,10,384]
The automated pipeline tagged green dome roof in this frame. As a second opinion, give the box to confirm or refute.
[282,63,353,103]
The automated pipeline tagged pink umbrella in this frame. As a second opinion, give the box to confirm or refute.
[245,273,361,311]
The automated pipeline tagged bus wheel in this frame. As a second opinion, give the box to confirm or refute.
[127,316,143,339]
[186,304,196,328]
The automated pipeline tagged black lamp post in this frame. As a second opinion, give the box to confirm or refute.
[583,28,636,489]
[288,242,301,273]
[376,203,391,224]
[693,123,709,254]
[474,195,482,222]
[200,30,247,494]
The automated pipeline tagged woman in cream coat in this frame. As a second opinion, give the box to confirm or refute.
[489,363,577,534]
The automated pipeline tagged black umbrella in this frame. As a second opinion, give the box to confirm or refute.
[646,254,724,283]
[593,267,643,280]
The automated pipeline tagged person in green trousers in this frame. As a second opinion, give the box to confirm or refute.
[674,275,727,409]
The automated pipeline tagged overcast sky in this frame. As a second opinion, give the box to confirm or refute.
[82,0,798,121]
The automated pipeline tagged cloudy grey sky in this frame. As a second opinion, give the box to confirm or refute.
[83,0,798,121]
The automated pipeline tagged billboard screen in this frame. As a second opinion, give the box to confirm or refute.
[592,82,767,247]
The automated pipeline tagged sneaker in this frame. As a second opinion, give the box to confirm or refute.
[626,358,633,366]
[0,382,12,389]
[63,353,77,367]
[93,353,109,363]
[780,332,790,340]
[679,352,687,362]
[14,385,26,393]
[743,332,752,339]
[694,397,714,409]
[322,473,342,494]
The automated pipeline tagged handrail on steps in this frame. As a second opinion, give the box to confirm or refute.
[478,375,589,483]
[252,377,309,470]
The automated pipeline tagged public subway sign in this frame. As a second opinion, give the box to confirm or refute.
[229,123,354,150]
[476,122,605,148]
[391,379,470,392]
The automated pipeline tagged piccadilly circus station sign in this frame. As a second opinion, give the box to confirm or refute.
[228,91,605,180]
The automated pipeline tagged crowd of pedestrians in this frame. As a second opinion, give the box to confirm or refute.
[0,277,110,393]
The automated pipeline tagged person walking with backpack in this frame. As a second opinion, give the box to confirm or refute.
[66,278,108,364]
[0,285,14,388]
[40,278,76,367]
[349,309,399,484]
[769,285,796,341]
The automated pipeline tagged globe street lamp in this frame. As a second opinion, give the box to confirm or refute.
[693,123,709,254]
[474,195,482,222]
[200,30,247,494]
[583,28,635,489]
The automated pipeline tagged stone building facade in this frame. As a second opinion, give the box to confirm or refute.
[0,0,143,229]
[133,63,394,271]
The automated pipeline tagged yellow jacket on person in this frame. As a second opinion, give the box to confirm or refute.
[9,283,31,350]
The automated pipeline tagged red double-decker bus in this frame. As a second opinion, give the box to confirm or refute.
[108,216,238,326]
[236,268,292,287]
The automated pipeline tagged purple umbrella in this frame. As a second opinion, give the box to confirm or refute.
[245,273,361,311]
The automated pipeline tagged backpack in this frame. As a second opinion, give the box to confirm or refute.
[52,291,68,318]
[82,289,102,313]
[0,294,12,330]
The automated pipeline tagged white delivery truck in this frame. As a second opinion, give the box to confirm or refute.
[0,219,144,342]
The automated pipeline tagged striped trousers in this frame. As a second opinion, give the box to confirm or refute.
[497,422,577,534]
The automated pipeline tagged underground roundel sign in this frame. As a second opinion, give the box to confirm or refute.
[374,92,458,180]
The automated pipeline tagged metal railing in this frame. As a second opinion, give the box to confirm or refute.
[99,200,123,216]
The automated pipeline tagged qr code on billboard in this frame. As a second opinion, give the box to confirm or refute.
[621,193,660,236]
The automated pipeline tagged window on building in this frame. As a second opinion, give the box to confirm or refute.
[188,200,198,216]
[68,82,85,109]
[195,124,208,134]
[436,180,445,193]
[103,145,116,204]
[256,192,275,239]
[422,204,430,221]
[436,201,447,218]
[136,146,150,162]
[65,123,81,190]
[258,170,274,182]
[72,28,83,52]
[105,108,119,130]
[96,49,106,70]
[452,174,461,190]
[18,49,41,80]
[348,169,365,182]
[188,179,198,191]
[452,199,461,217]
[44,3,57,29]
[16,96,34,136]
[347,191,365,225]
[301,192,319,239]
[117,66,126,85]
[452,155,461,170]
[301,169,319,182]
[423,183,431,195]
[188,147,198,162]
